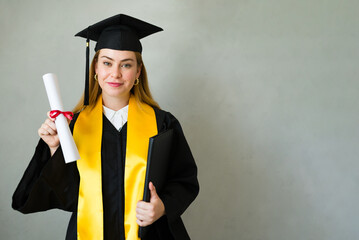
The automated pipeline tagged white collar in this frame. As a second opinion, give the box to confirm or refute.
[103,105,129,131]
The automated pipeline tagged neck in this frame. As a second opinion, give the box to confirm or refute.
[102,93,130,111]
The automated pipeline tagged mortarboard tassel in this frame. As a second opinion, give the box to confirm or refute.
[84,27,90,106]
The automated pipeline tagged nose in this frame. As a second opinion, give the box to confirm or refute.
[111,66,122,78]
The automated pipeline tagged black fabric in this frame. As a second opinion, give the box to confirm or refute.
[12,109,199,240]
[75,14,163,53]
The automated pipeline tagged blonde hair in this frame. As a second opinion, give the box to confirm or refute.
[73,51,160,113]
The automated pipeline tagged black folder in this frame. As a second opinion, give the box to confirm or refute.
[138,129,174,238]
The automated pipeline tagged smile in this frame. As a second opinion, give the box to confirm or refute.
[107,82,123,87]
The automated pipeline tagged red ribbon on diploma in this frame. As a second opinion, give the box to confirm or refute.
[50,110,74,120]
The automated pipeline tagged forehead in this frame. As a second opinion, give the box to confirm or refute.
[99,49,136,60]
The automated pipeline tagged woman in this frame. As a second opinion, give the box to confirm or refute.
[12,14,199,240]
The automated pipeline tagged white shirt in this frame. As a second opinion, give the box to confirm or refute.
[103,105,128,131]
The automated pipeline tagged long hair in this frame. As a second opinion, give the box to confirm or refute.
[72,51,160,113]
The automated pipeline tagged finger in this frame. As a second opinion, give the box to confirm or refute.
[136,206,152,216]
[39,129,54,137]
[39,124,54,136]
[136,212,148,221]
[136,219,149,227]
[137,201,152,211]
[136,211,148,222]
[149,182,155,190]
[47,111,56,121]
[45,119,57,132]
[136,212,153,225]
[149,182,158,200]
[42,122,57,135]
[38,127,49,136]
[136,201,146,209]
[136,219,143,226]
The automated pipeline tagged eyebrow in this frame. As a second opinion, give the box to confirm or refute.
[100,56,135,62]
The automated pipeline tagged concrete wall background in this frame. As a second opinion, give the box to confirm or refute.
[1,0,358,239]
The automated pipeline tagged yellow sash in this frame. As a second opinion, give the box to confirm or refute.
[73,95,157,240]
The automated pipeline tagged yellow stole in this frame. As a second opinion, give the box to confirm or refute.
[73,95,157,240]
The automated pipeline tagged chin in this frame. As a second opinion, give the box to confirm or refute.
[103,90,130,99]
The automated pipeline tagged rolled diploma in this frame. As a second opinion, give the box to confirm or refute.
[43,73,80,163]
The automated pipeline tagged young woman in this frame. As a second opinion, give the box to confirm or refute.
[12,14,199,240]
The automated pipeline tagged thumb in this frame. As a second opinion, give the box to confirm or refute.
[149,182,158,201]
[47,111,56,121]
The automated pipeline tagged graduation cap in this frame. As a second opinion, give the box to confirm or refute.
[75,14,163,105]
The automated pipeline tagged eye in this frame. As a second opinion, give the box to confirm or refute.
[103,61,111,66]
[121,63,132,68]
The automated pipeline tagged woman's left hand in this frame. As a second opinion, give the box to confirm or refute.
[136,182,165,227]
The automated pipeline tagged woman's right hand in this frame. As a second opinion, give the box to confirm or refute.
[38,112,59,155]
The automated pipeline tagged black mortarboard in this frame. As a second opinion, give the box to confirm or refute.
[75,14,163,105]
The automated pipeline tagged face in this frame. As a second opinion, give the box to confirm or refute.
[95,49,141,102]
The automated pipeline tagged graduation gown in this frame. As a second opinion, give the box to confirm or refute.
[12,108,199,240]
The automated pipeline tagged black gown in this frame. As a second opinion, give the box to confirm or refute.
[12,108,199,240]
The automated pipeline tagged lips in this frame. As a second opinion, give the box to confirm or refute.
[107,82,123,87]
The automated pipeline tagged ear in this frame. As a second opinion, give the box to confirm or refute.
[136,63,142,79]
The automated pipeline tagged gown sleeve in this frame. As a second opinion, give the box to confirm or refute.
[12,116,79,214]
[157,112,200,238]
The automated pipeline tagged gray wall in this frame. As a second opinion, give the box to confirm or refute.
[1,0,358,239]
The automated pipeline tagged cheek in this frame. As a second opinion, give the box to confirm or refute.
[124,70,138,80]
[97,68,107,78]
[96,72,106,88]
[97,69,111,84]
[97,79,105,90]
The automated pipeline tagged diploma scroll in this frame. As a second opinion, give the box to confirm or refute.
[43,73,80,163]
